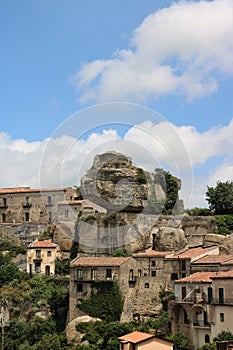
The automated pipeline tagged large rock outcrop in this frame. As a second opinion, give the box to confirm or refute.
[80,151,171,213]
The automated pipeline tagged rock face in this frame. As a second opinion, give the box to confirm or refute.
[80,151,168,213]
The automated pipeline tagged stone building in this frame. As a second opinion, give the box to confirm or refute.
[0,187,73,224]
[27,239,61,275]
[169,270,233,350]
[118,331,173,350]
[69,256,137,321]
[191,254,233,274]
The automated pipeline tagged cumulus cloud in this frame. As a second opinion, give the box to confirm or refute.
[71,0,233,102]
[1,118,233,208]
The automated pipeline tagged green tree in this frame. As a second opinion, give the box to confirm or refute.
[79,281,124,322]
[213,330,233,342]
[112,249,128,257]
[0,253,23,287]
[34,333,61,350]
[167,331,191,350]
[206,181,233,214]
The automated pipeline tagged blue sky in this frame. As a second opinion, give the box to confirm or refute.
[0,0,232,208]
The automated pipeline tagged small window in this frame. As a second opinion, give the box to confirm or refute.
[171,273,178,280]
[205,334,210,343]
[219,288,224,304]
[2,213,6,223]
[91,269,97,280]
[40,211,43,218]
[129,269,134,280]
[77,283,83,292]
[220,313,224,322]
[77,269,83,279]
[25,212,30,221]
[106,269,112,279]
[36,250,41,258]
[138,269,142,277]
[25,196,30,204]
[49,212,52,220]
[65,210,69,217]
[181,260,186,270]
[182,272,186,278]
[47,196,52,205]
[47,251,52,257]
[151,270,156,277]
[35,261,41,273]
[145,282,150,288]
[151,260,156,267]
[3,198,7,206]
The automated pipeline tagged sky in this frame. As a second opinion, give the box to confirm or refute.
[0,0,232,209]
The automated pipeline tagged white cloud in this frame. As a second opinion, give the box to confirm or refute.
[71,0,233,102]
[1,118,232,208]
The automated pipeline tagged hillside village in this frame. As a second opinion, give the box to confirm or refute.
[0,152,233,350]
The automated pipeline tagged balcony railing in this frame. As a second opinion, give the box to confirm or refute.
[193,320,211,328]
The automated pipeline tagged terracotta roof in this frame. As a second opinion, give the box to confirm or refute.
[211,270,233,279]
[70,256,132,267]
[175,272,218,283]
[118,331,155,344]
[28,240,57,248]
[193,254,233,265]
[167,246,218,260]
[0,187,67,194]
[133,250,170,258]
[222,258,233,265]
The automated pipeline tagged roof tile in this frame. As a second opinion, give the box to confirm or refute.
[70,256,132,267]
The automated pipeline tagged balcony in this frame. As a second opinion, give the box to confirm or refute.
[23,203,32,208]
[193,320,211,328]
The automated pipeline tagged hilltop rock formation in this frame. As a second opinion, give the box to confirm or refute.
[80,151,175,213]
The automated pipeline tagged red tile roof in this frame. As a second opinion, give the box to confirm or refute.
[0,187,68,194]
[211,270,233,279]
[133,250,170,258]
[175,272,218,283]
[193,254,233,265]
[118,331,155,344]
[167,246,218,260]
[28,240,57,248]
[70,256,132,267]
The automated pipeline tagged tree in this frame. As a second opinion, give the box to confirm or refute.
[213,330,233,342]
[167,331,191,350]
[199,344,216,350]
[206,181,233,215]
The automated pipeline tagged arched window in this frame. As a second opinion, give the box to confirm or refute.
[205,334,210,343]
[144,282,149,288]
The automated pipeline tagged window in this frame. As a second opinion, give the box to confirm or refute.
[91,269,97,280]
[219,288,224,304]
[171,273,178,280]
[2,213,6,223]
[25,196,30,204]
[36,250,41,258]
[77,283,83,292]
[40,211,43,218]
[2,198,7,206]
[182,286,187,300]
[129,269,134,280]
[151,270,156,277]
[151,260,156,267]
[77,269,83,280]
[106,269,112,279]
[181,260,186,270]
[138,269,142,277]
[182,272,186,278]
[35,262,41,273]
[144,282,149,288]
[205,335,210,343]
[208,287,213,303]
[47,251,52,257]
[45,265,50,276]
[47,196,52,205]
[48,212,52,220]
[220,313,224,322]
[65,210,69,217]
[25,212,30,221]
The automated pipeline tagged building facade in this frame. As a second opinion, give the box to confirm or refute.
[169,270,233,350]
[27,239,61,275]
